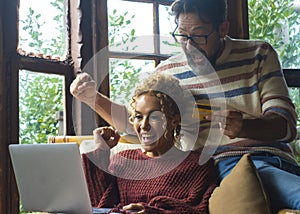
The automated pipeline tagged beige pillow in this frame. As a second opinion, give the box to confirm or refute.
[209,154,271,214]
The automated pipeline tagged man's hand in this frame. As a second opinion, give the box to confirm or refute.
[93,127,120,150]
[70,72,97,107]
[206,110,243,139]
[206,110,289,141]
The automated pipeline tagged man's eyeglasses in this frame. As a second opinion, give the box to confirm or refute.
[172,26,215,45]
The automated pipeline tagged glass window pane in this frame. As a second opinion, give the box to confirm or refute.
[159,4,181,55]
[108,0,154,53]
[19,0,68,59]
[248,0,300,69]
[109,59,155,105]
[19,70,64,144]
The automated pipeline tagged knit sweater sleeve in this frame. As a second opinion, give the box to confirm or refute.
[140,158,218,214]
[259,43,297,142]
[81,148,120,208]
[140,186,216,214]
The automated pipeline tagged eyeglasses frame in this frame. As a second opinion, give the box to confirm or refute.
[172,25,215,45]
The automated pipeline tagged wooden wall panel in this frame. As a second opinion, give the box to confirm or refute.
[227,0,249,39]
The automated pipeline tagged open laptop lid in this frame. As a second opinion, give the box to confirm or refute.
[9,143,96,214]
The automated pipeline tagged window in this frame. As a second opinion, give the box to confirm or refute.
[18,0,67,146]
[107,0,177,107]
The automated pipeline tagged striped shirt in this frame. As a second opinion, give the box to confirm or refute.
[156,36,298,162]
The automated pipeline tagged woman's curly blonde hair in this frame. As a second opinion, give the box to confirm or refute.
[129,73,187,143]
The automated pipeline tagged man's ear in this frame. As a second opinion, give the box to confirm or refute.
[218,21,230,38]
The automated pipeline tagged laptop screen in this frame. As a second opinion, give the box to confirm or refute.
[9,143,97,214]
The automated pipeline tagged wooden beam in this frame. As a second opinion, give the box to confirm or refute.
[19,55,71,75]
[92,0,110,127]
[0,0,20,212]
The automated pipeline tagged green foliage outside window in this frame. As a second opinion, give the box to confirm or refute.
[248,0,300,68]
[108,9,151,105]
[19,0,65,145]
[20,0,66,57]
[19,73,63,144]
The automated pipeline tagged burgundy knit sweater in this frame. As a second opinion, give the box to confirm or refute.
[82,147,218,214]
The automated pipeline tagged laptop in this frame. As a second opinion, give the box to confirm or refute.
[9,143,112,214]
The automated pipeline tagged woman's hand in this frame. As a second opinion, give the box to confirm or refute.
[93,127,120,150]
[123,203,145,214]
[70,72,97,107]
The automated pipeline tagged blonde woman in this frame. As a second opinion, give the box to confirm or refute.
[82,73,218,214]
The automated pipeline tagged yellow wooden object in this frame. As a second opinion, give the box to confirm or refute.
[48,134,140,145]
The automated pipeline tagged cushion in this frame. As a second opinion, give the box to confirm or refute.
[209,154,271,214]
